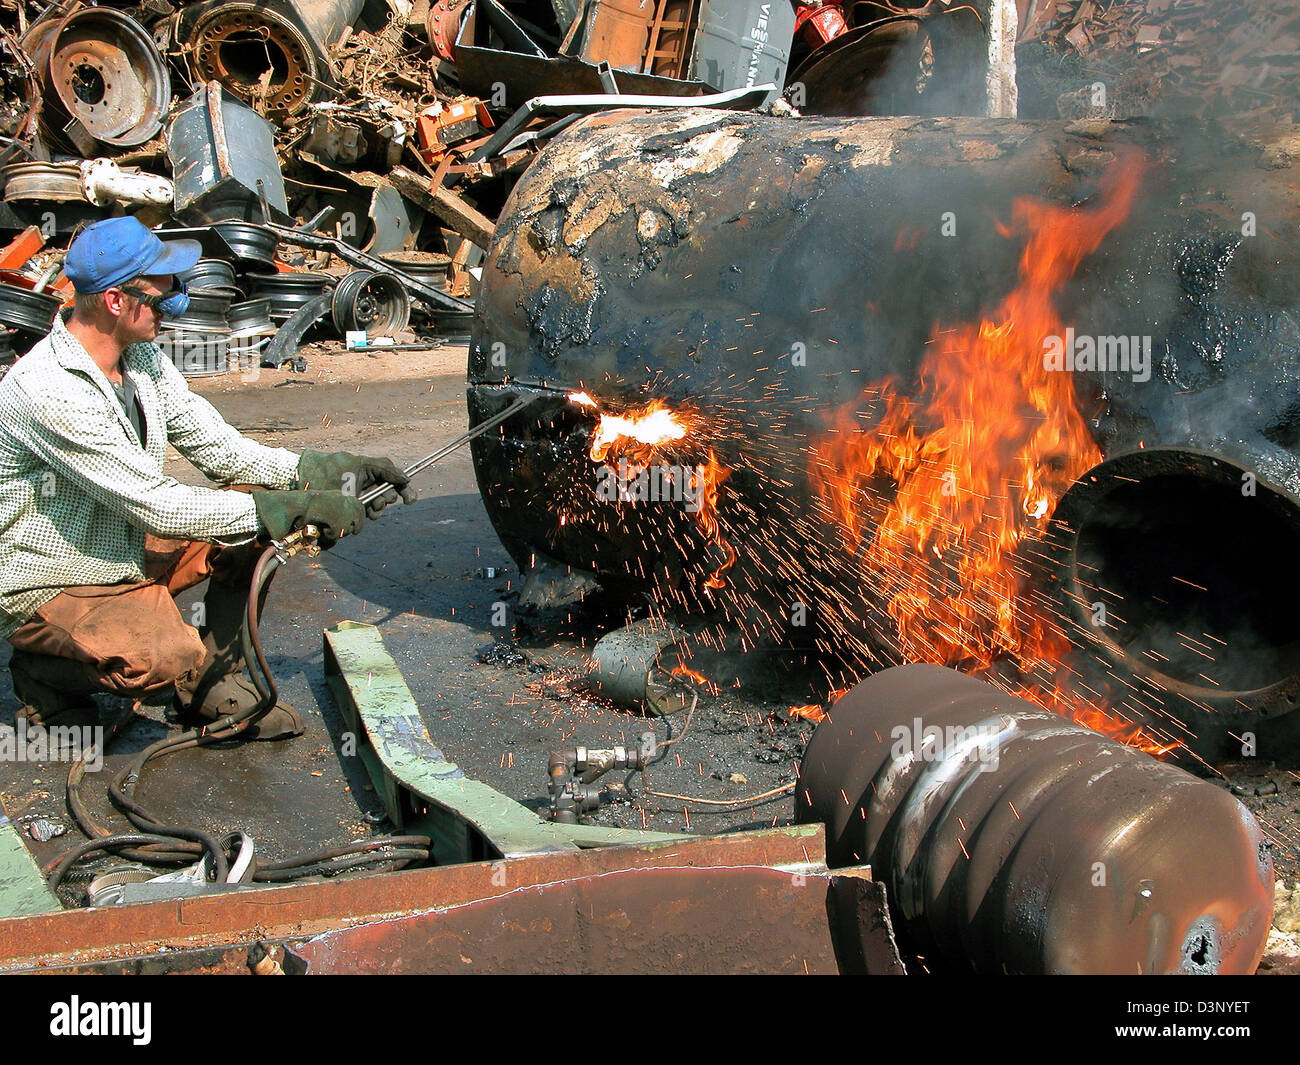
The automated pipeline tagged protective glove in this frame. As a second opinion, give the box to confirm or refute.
[296,450,416,518]
[251,489,365,549]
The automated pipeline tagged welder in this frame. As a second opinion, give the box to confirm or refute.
[0,216,414,739]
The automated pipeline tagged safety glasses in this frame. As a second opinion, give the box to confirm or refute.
[120,279,189,316]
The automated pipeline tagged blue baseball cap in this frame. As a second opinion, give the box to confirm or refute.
[64,217,203,294]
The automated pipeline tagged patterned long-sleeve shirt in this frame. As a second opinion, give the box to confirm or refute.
[0,313,301,636]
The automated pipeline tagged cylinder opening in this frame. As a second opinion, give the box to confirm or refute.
[1057,451,1300,698]
[217,34,291,89]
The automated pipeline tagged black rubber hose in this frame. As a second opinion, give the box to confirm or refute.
[56,543,430,889]
[105,547,283,830]
[47,834,202,890]
[253,849,430,882]
[240,546,282,720]
[253,836,433,872]
[58,549,285,886]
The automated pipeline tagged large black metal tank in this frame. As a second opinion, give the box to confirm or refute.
[469,109,1300,749]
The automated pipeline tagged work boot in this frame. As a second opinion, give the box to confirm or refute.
[175,577,303,741]
[9,651,101,729]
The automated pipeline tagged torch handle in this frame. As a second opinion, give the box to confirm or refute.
[357,393,539,506]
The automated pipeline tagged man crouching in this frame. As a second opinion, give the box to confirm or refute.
[0,217,412,739]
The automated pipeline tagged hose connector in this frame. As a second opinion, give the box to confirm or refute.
[273,523,322,561]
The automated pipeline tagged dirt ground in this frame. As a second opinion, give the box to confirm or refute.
[1,336,1297,971]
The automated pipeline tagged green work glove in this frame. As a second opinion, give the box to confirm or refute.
[251,490,365,548]
[296,450,416,518]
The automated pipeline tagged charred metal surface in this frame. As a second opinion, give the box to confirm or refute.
[1045,447,1300,721]
[469,110,1300,741]
[0,825,897,974]
[796,665,1276,975]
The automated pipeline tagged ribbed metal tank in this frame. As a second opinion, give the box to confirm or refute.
[795,664,1275,974]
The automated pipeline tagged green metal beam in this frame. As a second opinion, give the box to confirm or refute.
[0,816,61,919]
[323,622,681,863]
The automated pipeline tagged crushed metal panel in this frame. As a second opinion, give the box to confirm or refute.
[296,156,423,253]
[168,82,293,225]
[455,0,711,100]
[572,0,658,72]
[0,825,889,974]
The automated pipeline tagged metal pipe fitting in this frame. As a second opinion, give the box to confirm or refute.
[547,746,644,822]
[78,159,173,207]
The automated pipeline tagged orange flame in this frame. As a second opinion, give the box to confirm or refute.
[810,151,1161,749]
[669,663,721,696]
[588,399,696,464]
[787,687,848,726]
[1064,697,1182,756]
[578,397,736,592]
[695,451,737,590]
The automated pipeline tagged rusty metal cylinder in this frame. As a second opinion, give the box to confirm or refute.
[181,0,365,115]
[795,664,1275,975]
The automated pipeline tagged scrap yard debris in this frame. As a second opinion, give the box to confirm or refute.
[1020,0,1300,122]
[0,0,802,377]
[0,0,1286,376]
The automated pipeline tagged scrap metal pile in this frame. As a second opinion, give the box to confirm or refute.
[1019,0,1300,122]
[0,2,479,373]
[0,0,809,374]
[0,0,1291,374]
